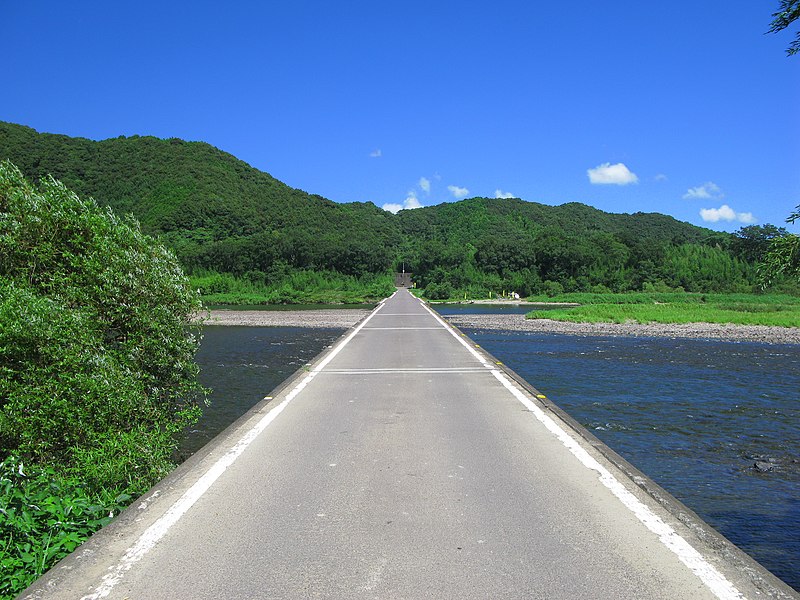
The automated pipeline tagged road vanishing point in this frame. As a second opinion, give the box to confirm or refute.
[23,288,797,599]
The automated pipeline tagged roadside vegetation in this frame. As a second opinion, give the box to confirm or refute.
[0,162,205,598]
[190,269,394,305]
[525,292,800,327]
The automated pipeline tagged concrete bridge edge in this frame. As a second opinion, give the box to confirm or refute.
[19,292,799,599]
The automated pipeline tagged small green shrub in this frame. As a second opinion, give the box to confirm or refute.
[0,456,131,599]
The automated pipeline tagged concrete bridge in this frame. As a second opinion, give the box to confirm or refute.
[22,289,796,599]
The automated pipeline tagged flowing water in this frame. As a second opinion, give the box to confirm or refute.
[189,311,799,591]
[184,326,346,457]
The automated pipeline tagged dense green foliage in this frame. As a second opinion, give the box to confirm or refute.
[190,269,394,305]
[397,198,759,298]
[0,456,130,598]
[526,292,800,326]
[0,121,794,302]
[0,162,205,596]
[759,206,800,287]
[0,122,400,286]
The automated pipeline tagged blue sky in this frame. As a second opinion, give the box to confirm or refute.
[2,1,798,231]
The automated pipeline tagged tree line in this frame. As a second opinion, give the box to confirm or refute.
[0,121,796,301]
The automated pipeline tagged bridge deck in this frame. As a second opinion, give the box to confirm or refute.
[23,289,781,599]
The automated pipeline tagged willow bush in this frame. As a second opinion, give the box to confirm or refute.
[0,161,206,596]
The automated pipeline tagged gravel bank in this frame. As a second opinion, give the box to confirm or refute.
[200,309,369,328]
[443,314,800,345]
[199,308,800,344]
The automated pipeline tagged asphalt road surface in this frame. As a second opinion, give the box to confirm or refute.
[23,289,789,600]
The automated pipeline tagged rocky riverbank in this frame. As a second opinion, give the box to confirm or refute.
[198,308,800,344]
[443,313,800,344]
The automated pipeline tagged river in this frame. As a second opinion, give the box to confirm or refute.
[190,309,799,591]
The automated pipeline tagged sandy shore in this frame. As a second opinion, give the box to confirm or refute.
[200,309,369,328]
[444,313,800,345]
[199,308,800,344]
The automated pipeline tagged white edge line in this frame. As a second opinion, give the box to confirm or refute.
[489,370,745,600]
[420,294,745,600]
[82,294,389,599]
[418,300,489,366]
[320,368,489,375]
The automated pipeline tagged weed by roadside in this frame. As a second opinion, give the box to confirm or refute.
[0,456,131,599]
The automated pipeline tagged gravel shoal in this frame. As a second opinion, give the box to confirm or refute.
[200,309,369,328]
[199,309,800,344]
[443,314,800,345]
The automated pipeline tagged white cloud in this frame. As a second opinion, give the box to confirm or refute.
[495,189,515,199]
[654,174,668,182]
[699,204,756,224]
[369,149,382,158]
[382,203,403,214]
[419,177,431,194]
[404,193,422,209]
[382,191,422,214]
[587,162,639,185]
[684,181,723,200]
[448,185,470,198]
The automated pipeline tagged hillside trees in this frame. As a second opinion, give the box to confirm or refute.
[0,122,775,300]
[731,224,789,263]
[0,122,401,285]
[759,206,800,287]
[396,198,755,297]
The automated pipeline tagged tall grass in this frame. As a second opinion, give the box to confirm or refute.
[189,269,395,305]
[526,292,800,327]
[526,291,800,307]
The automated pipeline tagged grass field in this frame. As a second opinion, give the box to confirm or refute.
[525,292,800,327]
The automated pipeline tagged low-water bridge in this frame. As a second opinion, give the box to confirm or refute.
[22,289,795,599]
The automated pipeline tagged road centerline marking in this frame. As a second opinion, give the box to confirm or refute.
[318,367,489,375]
[361,326,445,330]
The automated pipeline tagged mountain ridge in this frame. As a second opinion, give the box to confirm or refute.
[0,121,752,295]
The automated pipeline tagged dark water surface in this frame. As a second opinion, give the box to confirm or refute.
[188,320,799,591]
[185,326,345,457]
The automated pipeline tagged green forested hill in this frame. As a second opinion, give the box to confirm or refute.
[395,197,751,296]
[0,121,762,299]
[0,122,400,278]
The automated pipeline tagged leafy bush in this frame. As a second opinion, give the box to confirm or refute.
[0,161,205,488]
[423,282,455,300]
[0,161,206,596]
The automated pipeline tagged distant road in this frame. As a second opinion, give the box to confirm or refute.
[23,288,795,599]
